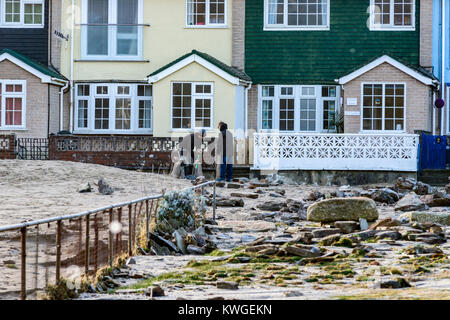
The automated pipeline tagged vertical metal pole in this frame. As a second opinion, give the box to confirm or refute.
[20,227,27,300]
[118,208,122,254]
[109,208,113,269]
[56,221,62,283]
[213,181,217,222]
[94,215,99,274]
[128,204,133,256]
[85,215,90,275]
[146,200,150,241]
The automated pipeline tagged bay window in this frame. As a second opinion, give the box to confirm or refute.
[370,0,415,30]
[1,0,44,27]
[82,0,143,60]
[362,83,405,131]
[172,82,213,129]
[186,0,227,27]
[259,85,339,132]
[265,0,329,30]
[0,80,26,129]
[75,83,153,133]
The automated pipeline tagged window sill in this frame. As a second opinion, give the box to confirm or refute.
[75,59,149,63]
[0,127,27,131]
[73,130,153,135]
[369,26,415,31]
[0,25,44,29]
[263,26,330,31]
[184,25,229,29]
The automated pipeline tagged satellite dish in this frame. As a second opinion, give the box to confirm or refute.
[435,98,445,109]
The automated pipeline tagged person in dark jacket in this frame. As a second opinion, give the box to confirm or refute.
[215,122,234,182]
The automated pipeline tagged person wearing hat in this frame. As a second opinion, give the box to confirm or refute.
[215,122,234,182]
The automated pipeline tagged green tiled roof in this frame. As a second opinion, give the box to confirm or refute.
[245,0,421,84]
[149,50,252,82]
[0,48,67,81]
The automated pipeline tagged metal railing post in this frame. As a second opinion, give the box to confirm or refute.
[213,181,217,222]
[109,208,113,269]
[145,200,150,242]
[20,227,27,300]
[85,215,90,275]
[128,204,132,256]
[56,221,62,282]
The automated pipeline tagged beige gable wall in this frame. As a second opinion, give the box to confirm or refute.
[0,60,62,138]
[342,62,432,134]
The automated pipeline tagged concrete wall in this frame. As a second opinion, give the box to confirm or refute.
[342,62,432,134]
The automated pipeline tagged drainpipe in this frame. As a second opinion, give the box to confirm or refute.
[60,81,69,131]
[433,90,437,135]
[442,0,446,135]
[69,0,75,133]
[244,83,252,138]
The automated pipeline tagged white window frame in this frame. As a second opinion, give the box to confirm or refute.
[0,80,27,129]
[0,0,44,28]
[263,0,330,31]
[369,0,415,31]
[257,84,340,133]
[171,81,214,131]
[360,82,407,133]
[81,0,144,61]
[74,83,153,134]
[185,0,228,28]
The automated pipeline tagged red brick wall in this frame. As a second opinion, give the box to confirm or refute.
[0,134,16,159]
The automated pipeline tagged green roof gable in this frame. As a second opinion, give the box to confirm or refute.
[149,50,252,82]
[0,48,67,81]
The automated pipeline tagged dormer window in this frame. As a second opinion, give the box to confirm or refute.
[0,0,44,27]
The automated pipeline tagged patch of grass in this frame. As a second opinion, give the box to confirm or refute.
[5,264,17,269]
[332,237,354,248]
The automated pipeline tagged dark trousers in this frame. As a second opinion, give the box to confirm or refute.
[220,156,233,181]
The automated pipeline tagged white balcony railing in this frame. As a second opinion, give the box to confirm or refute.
[253,133,419,172]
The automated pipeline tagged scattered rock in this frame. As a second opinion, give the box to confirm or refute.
[399,211,450,226]
[359,218,369,231]
[126,257,136,265]
[215,198,245,207]
[150,232,179,253]
[334,221,359,234]
[98,178,114,195]
[376,231,401,241]
[305,190,324,201]
[413,181,434,195]
[380,278,411,289]
[394,192,426,212]
[230,192,259,199]
[256,200,286,212]
[420,193,450,207]
[395,177,416,191]
[370,188,399,204]
[146,285,165,297]
[318,234,342,246]
[216,281,239,290]
[284,245,321,257]
[307,197,378,223]
[186,245,205,255]
[226,182,243,189]
[292,232,314,244]
[249,181,269,188]
[369,218,401,230]
[312,228,341,238]
[78,183,93,193]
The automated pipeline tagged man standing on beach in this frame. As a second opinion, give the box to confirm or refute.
[215,122,234,182]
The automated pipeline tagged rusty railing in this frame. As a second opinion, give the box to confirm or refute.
[0,180,217,300]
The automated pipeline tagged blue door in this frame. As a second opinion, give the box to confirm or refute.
[421,133,447,169]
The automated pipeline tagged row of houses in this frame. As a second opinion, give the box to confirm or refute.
[0,0,448,174]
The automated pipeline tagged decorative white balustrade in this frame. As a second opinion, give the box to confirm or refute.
[253,133,419,172]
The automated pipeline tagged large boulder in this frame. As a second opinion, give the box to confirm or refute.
[394,192,426,212]
[399,211,450,226]
[370,188,399,204]
[420,193,450,207]
[257,200,286,211]
[306,197,378,223]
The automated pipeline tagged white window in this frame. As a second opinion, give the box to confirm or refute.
[0,0,44,27]
[74,83,153,133]
[258,85,339,132]
[0,80,26,129]
[81,0,143,60]
[369,0,415,31]
[186,0,227,27]
[264,0,329,30]
[362,83,405,131]
[172,82,213,129]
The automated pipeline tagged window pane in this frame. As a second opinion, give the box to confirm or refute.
[262,86,275,97]
[172,83,192,129]
[187,0,206,25]
[262,99,273,129]
[87,0,109,55]
[139,100,152,129]
[209,0,225,24]
[5,97,22,126]
[195,98,212,128]
[115,98,131,130]
[94,98,109,129]
[279,98,295,131]
[286,0,327,26]
[323,100,336,131]
[78,100,89,128]
[138,85,152,97]
[5,0,20,23]
[116,0,139,56]
[268,0,284,25]
[24,4,43,25]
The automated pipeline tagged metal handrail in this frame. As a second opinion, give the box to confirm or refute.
[0,180,216,233]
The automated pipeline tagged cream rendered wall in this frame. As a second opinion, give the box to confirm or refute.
[153,62,236,138]
[60,0,233,81]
